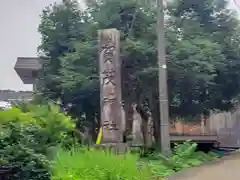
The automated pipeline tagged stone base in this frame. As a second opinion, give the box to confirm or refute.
[94,143,129,154]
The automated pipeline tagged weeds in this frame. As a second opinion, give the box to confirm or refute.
[51,147,152,180]
[51,141,219,180]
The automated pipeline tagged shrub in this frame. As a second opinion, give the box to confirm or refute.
[0,103,76,180]
[168,141,218,171]
[22,103,76,148]
[0,108,50,180]
[51,147,153,180]
[51,141,219,179]
[148,141,219,177]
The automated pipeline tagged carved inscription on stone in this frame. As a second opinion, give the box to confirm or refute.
[102,103,118,131]
[103,120,118,130]
[101,34,117,129]
[103,48,115,63]
[100,33,116,63]
[100,32,117,104]
[99,29,122,143]
[102,69,116,86]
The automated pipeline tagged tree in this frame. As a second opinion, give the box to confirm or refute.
[38,0,240,145]
[38,0,85,100]
[167,0,240,115]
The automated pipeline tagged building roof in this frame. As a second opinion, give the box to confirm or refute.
[14,57,42,84]
[0,90,33,101]
[14,57,42,70]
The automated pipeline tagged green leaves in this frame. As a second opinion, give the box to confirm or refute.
[38,0,86,100]
[51,142,219,179]
[171,37,225,83]
[59,41,98,90]
[38,0,240,118]
[152,141,218,174]
[0,103,76,179]
[51,147,152,180]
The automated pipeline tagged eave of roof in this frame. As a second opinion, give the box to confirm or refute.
[14,57,42,84]
[14,57,42,70]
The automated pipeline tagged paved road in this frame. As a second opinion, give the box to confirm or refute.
[167,152,240,180]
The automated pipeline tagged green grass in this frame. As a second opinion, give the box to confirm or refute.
[51,147,154,180]
[50,141,219,180]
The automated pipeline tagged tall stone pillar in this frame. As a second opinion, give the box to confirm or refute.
[99,29,123,143]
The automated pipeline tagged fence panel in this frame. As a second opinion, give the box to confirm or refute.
[208,107,240,148]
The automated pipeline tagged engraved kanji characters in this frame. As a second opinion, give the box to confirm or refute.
[99,29,122,142]
[103,120,118,130]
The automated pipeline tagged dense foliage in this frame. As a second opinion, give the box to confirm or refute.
[38,0,240,111]
[2,0,236,178]
[0,104,218,180]
[0,103,218,179]
[51,141,218,179]
[0,103,75,180]
[51,148,152,180]
[37,0,240,144]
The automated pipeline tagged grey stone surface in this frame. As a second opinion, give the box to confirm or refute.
[99,29,123,143]
[94,143,129,155]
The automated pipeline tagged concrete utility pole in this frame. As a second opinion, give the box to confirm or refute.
[157,0,171,155]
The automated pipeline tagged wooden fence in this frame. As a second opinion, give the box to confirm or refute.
[208,107,240,148]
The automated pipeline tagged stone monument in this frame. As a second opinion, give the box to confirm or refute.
[99,29,123,144]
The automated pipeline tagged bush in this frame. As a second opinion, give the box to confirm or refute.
[21,103,76,148]
[148,141,219,177]
[0,103,76,180]
[51,141,219,180]
[0,123,50,180]
[163,141,218,171]
[51,147,153,180]
[0,102,219,180]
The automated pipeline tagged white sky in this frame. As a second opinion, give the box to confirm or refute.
[0,0,239,91]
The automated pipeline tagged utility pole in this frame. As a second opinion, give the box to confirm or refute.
[157,0,171,155]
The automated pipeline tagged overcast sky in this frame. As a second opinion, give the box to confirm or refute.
[0,0,239,91]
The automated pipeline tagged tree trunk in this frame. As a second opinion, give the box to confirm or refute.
[123,100,134,141]
[85,110,97,143]
[147,115,154,147]
[136,104,151,147]
[149,95,161,149]
[92,113,101,142]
